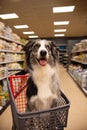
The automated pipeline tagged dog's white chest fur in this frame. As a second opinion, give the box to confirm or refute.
[30,64,59,110]
[32,64,56,98]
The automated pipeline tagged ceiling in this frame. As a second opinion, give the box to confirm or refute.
[0,0,87,39]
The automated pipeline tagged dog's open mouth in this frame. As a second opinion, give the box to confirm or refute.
[37,58,47,66]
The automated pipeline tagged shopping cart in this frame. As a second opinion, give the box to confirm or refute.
[7,69,70,130]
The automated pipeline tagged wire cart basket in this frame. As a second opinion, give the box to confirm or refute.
[7,69,70,130]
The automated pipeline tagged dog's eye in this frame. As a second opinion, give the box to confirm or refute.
[34,44,40,50]
[45,45,50,50]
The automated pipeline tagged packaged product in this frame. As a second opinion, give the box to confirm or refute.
[0,40,5,49]
[0,67,7,78]
[0,91,9,106]
[0,84,2,93]
[0,22,5,36]
[6,63,22,69]
[3,79,8,91]
[12,33,21,42]
[11,42,17,51]
[82,73,87,88]
[4,26,12,39]
[0,52,5,62]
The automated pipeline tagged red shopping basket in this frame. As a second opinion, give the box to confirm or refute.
[9,74,29,113]
[9,74,29,98]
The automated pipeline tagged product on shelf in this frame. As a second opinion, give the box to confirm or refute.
[0,39,23,52]
[0,52,24,63]
[0,22,5,36]
[12,33,21,42]
[0,67,7,78]
[82,54,87,63]
[11,42,22,52]
[0,53,5,62]
[72,39,87,52]
[0,40,10,50]
[0,68,5,78]
[72,53,87,63]
[16,45,22,52]
[4,26,13,39]
[81,39,87,49]
[11,42,17,51]
[6,63,22,69]
[0,40,5,49]
[0,82,9,107]
[0,91,9,107]
[20,38,28,45]
[0,39,10,50]
[0,21,22,43]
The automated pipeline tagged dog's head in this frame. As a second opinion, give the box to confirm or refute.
[23,39,58,70]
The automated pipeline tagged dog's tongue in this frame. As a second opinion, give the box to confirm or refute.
[39,60,47,66]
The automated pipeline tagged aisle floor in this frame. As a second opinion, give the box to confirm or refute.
[0,64,87,130]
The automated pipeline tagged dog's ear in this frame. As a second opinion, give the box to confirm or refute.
[23,40,35,53]
[23,40,35,71]
[50,41,59,61]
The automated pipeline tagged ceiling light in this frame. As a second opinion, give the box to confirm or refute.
[28,35,39,38]
[54,21,69,25]
[23,31,35,34]
[14,25,29,29]
[0,13,19,19]
[54,29,67,32]
[54,34,65,37]
[53,6,75,13]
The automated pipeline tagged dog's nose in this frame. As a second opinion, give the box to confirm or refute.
[40,50,47,57]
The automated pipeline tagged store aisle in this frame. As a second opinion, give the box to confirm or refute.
[58,64,87,130]
[0,64,87,130]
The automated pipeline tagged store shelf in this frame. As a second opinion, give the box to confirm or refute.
[0,35,24,46]
[0,77,7,81]
[0,49,24,54]
[72,49,87,53]
[0,60,24,65]
[68,71,87,95]
[71,59,87,65]
[69,40,87,96]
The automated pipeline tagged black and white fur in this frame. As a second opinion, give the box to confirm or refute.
[24,39,60,111]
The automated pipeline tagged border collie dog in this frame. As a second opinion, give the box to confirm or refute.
[24,39,60,111]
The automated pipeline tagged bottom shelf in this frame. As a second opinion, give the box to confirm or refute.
[0,100,10,115]
[68,71,87,96]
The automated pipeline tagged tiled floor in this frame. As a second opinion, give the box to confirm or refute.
[0,64,87,130]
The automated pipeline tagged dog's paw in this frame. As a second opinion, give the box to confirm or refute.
[30,95,38,103]
[27,96,38,111]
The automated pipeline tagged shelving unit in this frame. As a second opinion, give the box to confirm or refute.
[0,36,25,115]
[68,39,87,95]
[58,46,68,67]
[0,60,24,64]
[62,53,68,67]
[71,59,87,65]
[0,35,23,46]
[68,70,87,95]
[0,49,24,54]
